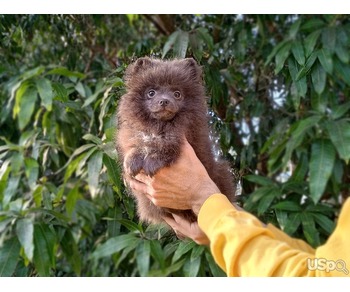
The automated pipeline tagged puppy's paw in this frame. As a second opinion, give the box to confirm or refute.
[124,153,144,177]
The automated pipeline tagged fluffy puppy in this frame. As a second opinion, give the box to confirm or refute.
[116,57,236,224]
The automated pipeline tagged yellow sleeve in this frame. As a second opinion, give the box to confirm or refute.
[198,194,350,277]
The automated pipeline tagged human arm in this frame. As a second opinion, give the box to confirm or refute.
[127,140,350,276]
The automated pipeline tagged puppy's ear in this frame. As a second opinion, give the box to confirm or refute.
[134,57,153,71]
[181,58,202,81]
[124,57,154,85]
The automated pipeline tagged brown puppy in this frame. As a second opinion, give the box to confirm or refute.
[116,57,236,224]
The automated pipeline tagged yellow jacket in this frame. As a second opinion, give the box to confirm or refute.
[198,194,350,276]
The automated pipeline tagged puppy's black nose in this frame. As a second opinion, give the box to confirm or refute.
[159,99,169,106]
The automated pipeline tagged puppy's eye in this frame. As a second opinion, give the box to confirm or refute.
[148,89,156,98]
[174,91,181,99]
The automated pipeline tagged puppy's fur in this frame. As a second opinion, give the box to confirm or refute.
[116,57,236,224]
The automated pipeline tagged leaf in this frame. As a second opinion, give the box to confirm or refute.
[98,86,113,133]
[82,86,108,108]
[291,41,305,65]
[32,185,43,207]
[301,18,325,31]
[334,58,350,86]
[3,175,20,207]
[330,101,350,120]
[150,239,165,269]
[190,244,205,261]
[117,218,143,233]
[162,31,180,58]
[274,42,292,74]
[189,31,203,62]
[0,158,10,181]
[282,181,307,195]
[272,201,302,212]
[106,206,122,237]
[295,51,318,81]
[311,61,326,95]
[243,174,275,186]
[196,27,214,50]
[288,18,302,39]
[205,250,226,277]
[52,82,68,102]
[15,85,38,130]
[311,213,335,235]
[265,39,289,65]
[149,258,186,276]
[33,223,56,276]
[102,186,114,209]
[66,184,80,216]
[300,212,320,247]
[90,234,139,260]
[275,209,288,230]
[283,212,301,235]
[173,30,189,58]
[311,91,328,113]
[0,237,21,276]
[75,82,86,98]
[309,139,336,203]
[321,27,336,53]
[82,133,102,145]
[281,121,312,169]
[335,45,349,63]
[24,157,39,190]
[87,150,103,198]
[172,240,197,264]
[20,66,45,81]
[304,29,321,57]
[288,57,307,99]
[35,77,53,111]
[46,67,85,79]
[103,154,122,191]
[60,229,81,275]
[244,186,277,211]
[257,188,281,215]
[326,120,350,161]
[294,77,307,99]
[16,218,34,261]
[136,240,150,276]
[183,256,201,277]
[291,115,322,139]
[318,48,333,74]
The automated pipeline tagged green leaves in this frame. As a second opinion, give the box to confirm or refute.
[16,218,34,261]
[35,77,53,111]
[291,41,305,65]
[13,83,38,130]
[274,42,292,74]
[326,120,350,161]
[311,61,326,95]
[90,234,139,260]
[136,240,151,276]
[87,150,103,198]
[162,30,189,58]
[0,237,21,276]
[309,139,336,203]
[33,224,56,276]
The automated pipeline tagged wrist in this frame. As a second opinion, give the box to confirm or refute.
[192,181,220,215]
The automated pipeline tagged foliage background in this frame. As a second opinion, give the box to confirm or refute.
[0,14,349,276]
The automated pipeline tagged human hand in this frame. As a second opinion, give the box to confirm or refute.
[127,139,220,215]
[163,213,209,245]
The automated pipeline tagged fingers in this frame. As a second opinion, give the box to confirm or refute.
[126,175,151,198]
[163,213,210,245]
[134,171,153,185]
